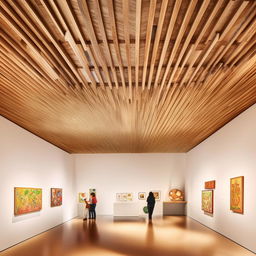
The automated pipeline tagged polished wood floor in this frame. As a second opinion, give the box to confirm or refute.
[1,216,254,256]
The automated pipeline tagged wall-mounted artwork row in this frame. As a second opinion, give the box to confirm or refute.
[79,193,86,203]
[116,193,133,201]
[51,188,62,207]
[14,187,42,215]
[230,176,244,214]
[202,190,214,214]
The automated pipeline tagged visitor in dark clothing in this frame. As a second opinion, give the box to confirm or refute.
[147,192,155,220]
[89,192,97,220]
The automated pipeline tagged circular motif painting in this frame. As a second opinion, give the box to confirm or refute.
[169,189,184,201]
[143,206,148,214]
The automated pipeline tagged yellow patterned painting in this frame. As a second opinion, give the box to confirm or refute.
[202,190,213,214]
[230,176,244,214]
[14,187,42,215]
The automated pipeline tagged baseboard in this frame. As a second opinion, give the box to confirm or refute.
[187,215,255,254]
[0,216,78,253]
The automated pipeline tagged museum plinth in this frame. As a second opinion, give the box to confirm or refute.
[163,201,187,216]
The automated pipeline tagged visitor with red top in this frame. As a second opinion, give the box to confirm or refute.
[89,192,97,220]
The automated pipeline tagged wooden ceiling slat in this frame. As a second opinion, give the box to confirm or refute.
[94,0,119,88]
[153,0,182,90]
[141,0,156,91]
[160,0,198,91]
[146,0,168,90]
[106,0,126,91]
[77,0,113,89]
[122,0,132,98]
[135,0,142,89]
[166,0,211,89]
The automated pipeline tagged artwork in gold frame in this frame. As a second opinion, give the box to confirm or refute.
[138,192,146,200]
[230,176,244,214]
[152,191,161,201]
[202,190,214,214]
[127,193,133,201]
[14,187,42,215]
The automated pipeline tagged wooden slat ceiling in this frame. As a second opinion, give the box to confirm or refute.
[0,0,256,153]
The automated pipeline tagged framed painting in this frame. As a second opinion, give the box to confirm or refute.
[51,188,62,207]
[152,191,161,201]
[138,192,146,200]
[89,188,96,196]
[230,176,244,214]
[205,180,216,189]
[78,192,86,203]
[14,187,42,215]
[127,193,133,201]
[121,193,127,201]
[202,190,214,214]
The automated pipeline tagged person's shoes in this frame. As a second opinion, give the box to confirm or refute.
[83,218,87,221]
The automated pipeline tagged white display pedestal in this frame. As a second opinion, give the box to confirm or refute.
[78,203,85,218]
[113,202,140,216]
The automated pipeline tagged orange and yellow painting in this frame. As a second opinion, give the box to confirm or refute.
[230,176,244,214]
[78,193,86,203]
[202,190,213,214]
[14,187,42,215]
[152,191,161,201]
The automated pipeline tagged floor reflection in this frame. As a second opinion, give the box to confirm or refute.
[1,216,254,256]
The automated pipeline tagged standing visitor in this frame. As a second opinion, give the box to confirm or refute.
[89,192,97,220]
[83,198,90,221]
[147,192,155,220]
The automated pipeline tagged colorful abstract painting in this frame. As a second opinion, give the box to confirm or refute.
[138,192,146,200]
[14,187,42,215]
[51,188,62,207]
[202,190,213,214]
[230,176,244,214]
[79,193,86,203]
[152,191,161,201]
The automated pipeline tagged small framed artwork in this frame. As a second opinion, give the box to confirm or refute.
[116,193,122,201]
[127,193,133,201]
[205,180,216,189]
[121,193,128,201]
[89,188,96,196]
[202,190,214,214]
[138,192,146,200]
[78,193,86,203]
[230,176,244,214]
[152,191,161,201]
[51,188,62,207]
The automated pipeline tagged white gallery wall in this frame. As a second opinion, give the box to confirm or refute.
[74,153,186,216]
[1,103,255,253]
[0,117,77,251]
[185,104,256,253]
